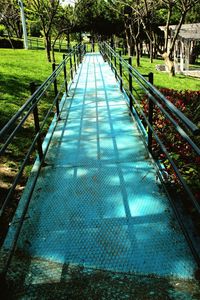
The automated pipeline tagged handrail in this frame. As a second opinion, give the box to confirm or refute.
[99,41,200,200]
[1,42,86,198]
[0,44,85,142]
[99,41,200,267]
[103,43,199,135]
[0,44,86,275]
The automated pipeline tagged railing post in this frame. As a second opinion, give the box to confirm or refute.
[148,72,154,154]
[104,43,107,60]
[119,51,123,91]
[110,50,113,71]
[79,45,82,63]
[69,53,73,80]
[73,47,77,73]
[52,63,60,118]
[114,53,117,79]
[128,57,133,112]
[63,54,68,96]
[149,72,153,85]
[30,82,43,161]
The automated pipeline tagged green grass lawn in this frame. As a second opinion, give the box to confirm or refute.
[0,48,199,143]
[123,55,200,91]
[1,49,199,128]
[0,48,67,239]
[0,49,64,127]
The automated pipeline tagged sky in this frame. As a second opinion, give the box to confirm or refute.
[61,0,75,6]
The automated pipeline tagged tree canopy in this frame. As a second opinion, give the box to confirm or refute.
[73,0,123,36]
[106,0,199,74]
[0,0,22,39]
[0,0,199,68]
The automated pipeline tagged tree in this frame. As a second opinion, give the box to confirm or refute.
[26,0,61,62]
[0,0,22,43]
[73,0,123,40]
[109,0,199,75]
[133,0,199,74]
[107,1,143,66]
[51,4,74,62]
[186,2,200,23]
[157,0,199,75]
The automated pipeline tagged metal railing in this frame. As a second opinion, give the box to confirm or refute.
[99,41,200,267]
[27,37,75,52]
[0,43,86,275]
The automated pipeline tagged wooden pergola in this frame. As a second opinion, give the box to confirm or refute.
[160,23,200,72]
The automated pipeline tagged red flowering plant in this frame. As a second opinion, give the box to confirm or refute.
[140,89,200,210]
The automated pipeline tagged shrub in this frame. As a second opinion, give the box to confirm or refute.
[0,38,23,49]
[141,88,200,205]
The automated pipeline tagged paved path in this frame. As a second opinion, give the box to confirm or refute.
[3,53,198,289]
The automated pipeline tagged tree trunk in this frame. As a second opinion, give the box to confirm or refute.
[110,35,114,48]
[52,47,55,63]
[131,41,134,56]
[149,41,153,63]
[140,43,143,57]
[127,42,134,57]
[45,35,52,62]
[125,25,134,57]
[79,32,82,43]
[59,39,61,52]
[52,34,63,63]
[135,41,140,67]
[67,33,70,49]
[162,52,175,76]
[123,38,127,55]
[7,29,14,49]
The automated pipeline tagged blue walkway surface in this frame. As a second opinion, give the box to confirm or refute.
[3,53,197,282]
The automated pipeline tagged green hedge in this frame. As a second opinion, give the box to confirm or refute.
[0,38,23,49]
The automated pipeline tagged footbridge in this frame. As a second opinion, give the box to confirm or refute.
[0,43,200,298]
